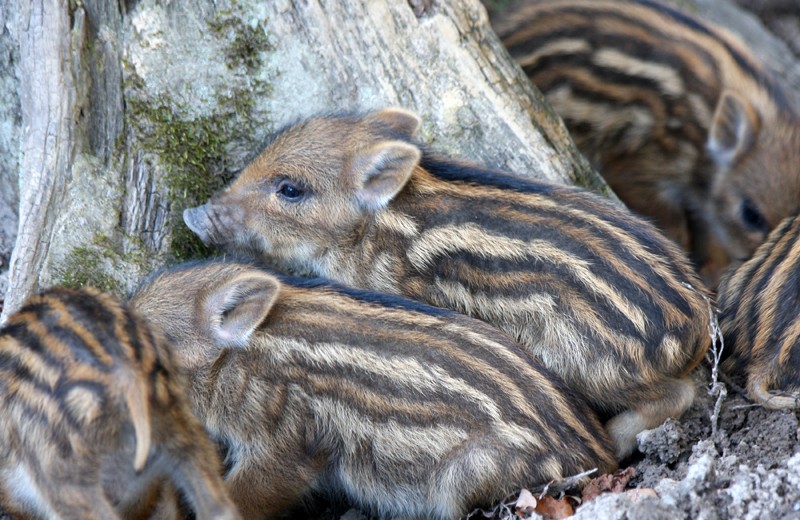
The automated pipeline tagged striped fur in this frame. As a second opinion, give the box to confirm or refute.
[492,0,800,281]
[718,214,800,409]
[183,108,712,458]
[130,260,618,519]
[0,287,239,520]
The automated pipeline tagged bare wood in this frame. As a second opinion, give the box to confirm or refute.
[0,0,20,301]
[256,0,598,186]
[4,0,79,320]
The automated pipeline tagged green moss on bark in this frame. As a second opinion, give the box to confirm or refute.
[57,230,157,294]
[57,234,123,294]
[126,98,232,260]
[209,15,272,72]
[124,10,272,261]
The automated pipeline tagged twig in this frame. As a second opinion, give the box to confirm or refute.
[694,285,727,437]
[710,380,727,438]
[537,468,598,499]
[729,403,764,411]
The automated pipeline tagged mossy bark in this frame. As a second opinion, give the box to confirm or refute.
[2,0,607,320]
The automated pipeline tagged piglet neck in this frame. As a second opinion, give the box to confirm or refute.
[337,168,448,291]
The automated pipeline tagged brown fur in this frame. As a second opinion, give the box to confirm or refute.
[492,0,800,283]
[0,287,240,520]
[718,214,800,409]
[130,260,618,519]
[183,107,712,458]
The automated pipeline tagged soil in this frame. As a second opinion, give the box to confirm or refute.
[574,370,800,520]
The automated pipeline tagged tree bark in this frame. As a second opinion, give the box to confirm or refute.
[6,0,78,319]
[1,0,606,321]
[0,0,20,304]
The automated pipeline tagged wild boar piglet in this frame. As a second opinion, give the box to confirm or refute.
[718,214,800,409]
[131,260,618,520]
[0,287,240,520]
[184,107,712,458]
[493,0,800,281]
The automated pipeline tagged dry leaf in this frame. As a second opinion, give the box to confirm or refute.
[515,488,537,516]
[581,467,637,502]
[534,495,575,519]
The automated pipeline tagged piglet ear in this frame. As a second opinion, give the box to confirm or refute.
[366,107,422,139]
[349,140,421,211]
[707,90,760,167]
[200,272,280,347]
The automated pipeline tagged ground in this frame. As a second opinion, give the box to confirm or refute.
[576,370,800,520]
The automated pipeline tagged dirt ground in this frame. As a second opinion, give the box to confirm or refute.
[573,371,800,520]
[481,367,800,520]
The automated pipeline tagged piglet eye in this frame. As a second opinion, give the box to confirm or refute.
[740,198,769,234]
[277,181,305,202]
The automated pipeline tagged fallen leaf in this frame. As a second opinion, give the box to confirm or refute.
[581,467,637,502]
[534,495,575,519]
[515,488,537,516]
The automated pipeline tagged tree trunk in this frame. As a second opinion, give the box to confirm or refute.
[0,0,19,307]
[1,0,610,321]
